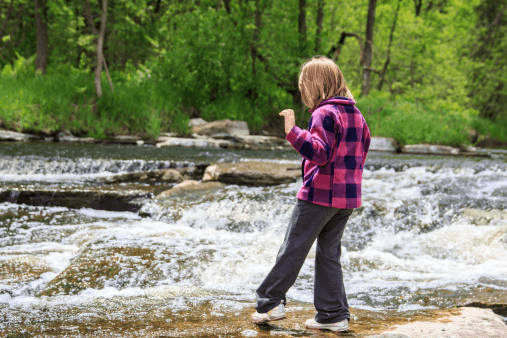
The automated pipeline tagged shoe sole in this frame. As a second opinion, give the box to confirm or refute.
[252,314,286,324]
[305,325,349,332]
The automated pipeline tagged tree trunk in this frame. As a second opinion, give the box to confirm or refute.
[86,0,113,97]
[361,0,377,97]
[298,0,307,56]
[250,0,262,81]
[94,0,108,98]
[414,0,422,17]
[34,0,48,75]
[378,0,401,91]
[315,0,324,53]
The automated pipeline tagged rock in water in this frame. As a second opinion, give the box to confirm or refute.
[202,161,301,186]
[0,130,38,142]
[99,169,184,184]
[192,119,250,136]
[402,144,460,155]
[155,180,226,199]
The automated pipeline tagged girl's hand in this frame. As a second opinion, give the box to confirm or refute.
[279,109,296,135]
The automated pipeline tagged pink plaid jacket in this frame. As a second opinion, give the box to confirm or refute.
[286,97,370,209]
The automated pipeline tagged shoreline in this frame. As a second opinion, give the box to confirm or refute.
[1,128,505,159]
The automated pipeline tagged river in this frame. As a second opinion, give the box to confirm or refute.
[0,143,506,336]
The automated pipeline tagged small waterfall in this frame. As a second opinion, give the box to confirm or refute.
[6,190,20,203]
[0,156,201,179]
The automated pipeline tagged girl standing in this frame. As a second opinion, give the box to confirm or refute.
[251,56,371,332]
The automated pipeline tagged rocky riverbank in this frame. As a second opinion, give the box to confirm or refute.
[0,117,500,157]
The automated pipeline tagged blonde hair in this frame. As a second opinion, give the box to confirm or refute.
[298,56,353,109]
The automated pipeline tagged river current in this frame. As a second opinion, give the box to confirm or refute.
[0,143,506,334]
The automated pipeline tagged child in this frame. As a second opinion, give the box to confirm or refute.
[251,56,371,332]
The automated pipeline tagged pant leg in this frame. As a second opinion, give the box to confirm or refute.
[255,199,339,313]
[314,208,353,323]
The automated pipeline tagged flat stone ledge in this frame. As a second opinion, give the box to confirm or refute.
[98,169,184,184]
[0,187,153,212]
[402,144,460,155]
[377,307,507,338]
[202,161,301,186]
[0,130,38,142]
[155,180,226,199]
[155,137,232,149]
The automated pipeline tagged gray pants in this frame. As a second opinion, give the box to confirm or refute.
[255,199,353,324]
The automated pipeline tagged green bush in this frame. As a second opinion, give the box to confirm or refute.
[357,95,471,147]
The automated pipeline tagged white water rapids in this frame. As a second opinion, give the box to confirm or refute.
[0,149,506,331]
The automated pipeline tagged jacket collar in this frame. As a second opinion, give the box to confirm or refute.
[309,97,356,113]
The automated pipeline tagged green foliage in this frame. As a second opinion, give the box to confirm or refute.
[467,0,507,121]
[357,94,471,147]
[0,0,506,147]
[471,117,507,143]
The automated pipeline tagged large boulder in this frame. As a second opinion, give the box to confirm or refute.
[202,161,301,186]
[0,130,38,142]
[369,137,398,152]
[401,144,460,155]
[192,119,249,136]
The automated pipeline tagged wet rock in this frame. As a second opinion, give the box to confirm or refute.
[462,208,507,225]
[0,186,154,212]
[211,133,241,143]
[0,257,51,285]
[192,119,250,136]
[39,246,166,296]
[384,307,507,338]
[202,161,301,186]
[156,180,226,199]
[155,136,232,148]
[0,130,38,142]
[99,169,184,184]
[401,144,460,155]
[370,137,398,152]
[56,130,98,143]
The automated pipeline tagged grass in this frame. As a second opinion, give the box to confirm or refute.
[1,59,505,146]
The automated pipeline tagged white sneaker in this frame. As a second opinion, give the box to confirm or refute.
[251,303,286,324]
[305,318,349,332]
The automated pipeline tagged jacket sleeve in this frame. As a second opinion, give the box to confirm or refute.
[286,109,338,166]
[360,121,371,169]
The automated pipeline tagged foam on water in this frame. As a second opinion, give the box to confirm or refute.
[1,161,507,314]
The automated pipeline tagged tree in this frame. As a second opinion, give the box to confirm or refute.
[34,0,48,74]
[85,0,113,98]
[298,0,307,56]
[361,0,377,97]
[469,0,507,121]
[315,0,324,53]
